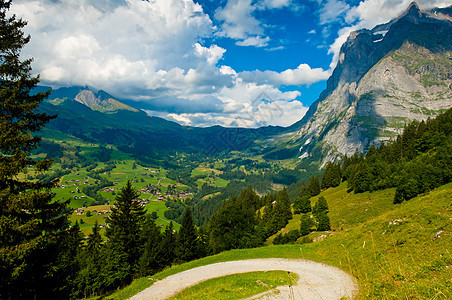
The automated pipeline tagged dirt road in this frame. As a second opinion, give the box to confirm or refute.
[130,258,358,299]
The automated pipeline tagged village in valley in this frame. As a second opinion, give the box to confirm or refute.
[47,159,195,235]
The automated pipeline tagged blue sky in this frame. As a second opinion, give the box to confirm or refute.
[11,0,451,127]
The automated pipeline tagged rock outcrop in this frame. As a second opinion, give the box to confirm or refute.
[290,2,452,164]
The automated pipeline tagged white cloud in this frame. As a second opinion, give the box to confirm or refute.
[240,64,331,86]
[11,0,217,95]
[10,0,328,128]
[258,0,293,9]
[236,36,270,47]
[318,0,350,25]
[215,0,262,40]
[194,43,226,65]
[214,0,300,47]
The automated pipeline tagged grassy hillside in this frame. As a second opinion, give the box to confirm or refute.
[108,182,451,299]
[267,182,396,244]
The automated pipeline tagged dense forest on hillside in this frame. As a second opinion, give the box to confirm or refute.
[344,108,452,203]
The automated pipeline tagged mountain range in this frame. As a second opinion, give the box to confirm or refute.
[38,2,452,164]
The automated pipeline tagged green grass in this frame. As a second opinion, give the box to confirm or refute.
[171,271,298,300]
[70,205,111,236]
[108,182,451,300]
[53,160,187,235]
[213,177,229,187]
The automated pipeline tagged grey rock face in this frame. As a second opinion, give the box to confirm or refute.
[292,3,452,165]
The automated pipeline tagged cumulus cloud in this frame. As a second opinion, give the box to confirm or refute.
[240,64,331,86]
[194,43,226,65]
[10,0,325,128]
[215,0,263,41]
[12,0,216,96]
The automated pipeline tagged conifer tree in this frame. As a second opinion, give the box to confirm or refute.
[313,196,329,214]
[306,175,321,197]
[56,221,83,298]
[104,181,146,288]
[77,221,104,297]
[0,1,69,298]
[266,188,292,235]
[175,207,198,262]
[299,214,314,236]
[261,193,275,225]
[238,185,261,211]
[138,215,162,276]
[159,222,176,267]
[293,196,311,214]
[315,211,331,231]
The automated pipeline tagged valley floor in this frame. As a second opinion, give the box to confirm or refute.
[131,258,358,300]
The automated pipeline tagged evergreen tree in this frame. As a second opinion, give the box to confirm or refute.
[306,175,321,197]
[208,200,259,253]
[261,193,275,225]
[56,221,83,298]
[175,207,198,262]
[77,221,104,298]
[0,1,69,298]
[266,188,292,235]
[300,214,314,236]
[104,181,146,289]
[159,222,176,267]
[313,196,329,214]
[321,162,334,189]
[315,211,331,231]
[293,196,311,214]
[138,215,162,276]
[237,185,261,211]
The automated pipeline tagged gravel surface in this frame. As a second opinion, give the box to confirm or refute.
[130,258,358,300]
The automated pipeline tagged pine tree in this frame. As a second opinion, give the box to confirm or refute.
[175,207,198,262]
[56,221,83,298]
[315,211,331,231]
[306,175,321,197]
[138,215,162,276]
[77,221,104,298]
[0,1,69,298]
[104,181,146,289]
[261,193,275,225]
[293,196,311,214]
[266,188,292,235]
[159,222,176,267]
[313,196,329,214]
[299,214,313,236]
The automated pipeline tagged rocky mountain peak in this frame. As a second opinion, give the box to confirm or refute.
[286,2,452,165]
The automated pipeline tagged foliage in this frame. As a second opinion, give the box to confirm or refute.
[343,108,452,203]
[175,207,199,263]
[0,2,70,298]
[299,214,314,236]
[293,196,311,214]
[104,181,146,288]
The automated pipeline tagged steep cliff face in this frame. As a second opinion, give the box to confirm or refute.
[292,3,452,163]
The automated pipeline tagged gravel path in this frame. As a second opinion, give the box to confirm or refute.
[131,258,358,300]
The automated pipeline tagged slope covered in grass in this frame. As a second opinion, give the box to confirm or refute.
[108,183,451,299]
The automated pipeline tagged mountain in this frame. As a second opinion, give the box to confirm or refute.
[282,2,452,164]
[39,86,285,158]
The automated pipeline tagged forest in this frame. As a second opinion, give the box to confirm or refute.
[1,0,451,298]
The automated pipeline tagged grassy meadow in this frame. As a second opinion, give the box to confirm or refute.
[107,182,451,300]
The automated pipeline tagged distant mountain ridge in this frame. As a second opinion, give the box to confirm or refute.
[281,2,452,164]
[39,86,285,158]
